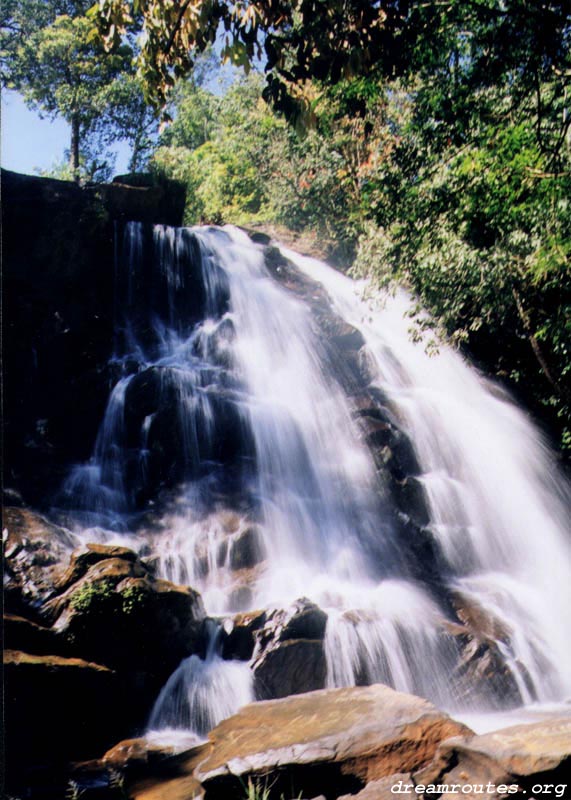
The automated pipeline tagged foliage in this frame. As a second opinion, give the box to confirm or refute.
[1,0,157,179]
[346,3,571,452]
[120,583,149,615]
[243,779,271,800]
[153,72,370,259]
[99,0,401,122]
[153,0,570,450]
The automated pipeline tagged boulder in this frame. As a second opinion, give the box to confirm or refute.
[415,718,571,798]
[3,650,124,783]
[192,683,471,799]
[229,525,266,570]
[3,506,77,616]
[254,639,327,700]
[55,542,140,591]
[221,610,268,660]
[252,598,328,698]
[254,597,328,651]
[45,544,205,684]
[446,593,527,708]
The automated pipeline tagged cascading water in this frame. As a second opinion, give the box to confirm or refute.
[282,246,571,705]
[59,222,571,740]
[149,620,253,736]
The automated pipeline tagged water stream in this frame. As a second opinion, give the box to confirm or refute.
[60,223,571,739]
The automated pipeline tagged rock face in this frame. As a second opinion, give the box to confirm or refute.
[262,246,444,594]
[416,718,571,799]
[192,684,471,799]
[3,506,78,616]
[2,169,185,508]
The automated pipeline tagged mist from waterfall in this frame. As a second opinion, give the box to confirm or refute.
[59,222,571,740]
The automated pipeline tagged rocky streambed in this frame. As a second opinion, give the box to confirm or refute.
[4,506,570,799]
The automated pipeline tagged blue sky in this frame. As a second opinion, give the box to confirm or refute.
[2,90,131,176]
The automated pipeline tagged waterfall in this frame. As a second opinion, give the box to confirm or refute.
[148,621,253,738]
[60,222,571,737]
[282,246,571,704]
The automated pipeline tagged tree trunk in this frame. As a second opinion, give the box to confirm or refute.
[70,115,80,183]
[512,287,566,399]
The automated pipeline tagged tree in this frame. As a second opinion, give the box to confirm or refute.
[1,0,157,180]
[99,0,406,121]
[151,0,570,451]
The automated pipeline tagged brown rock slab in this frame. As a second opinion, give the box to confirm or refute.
[416,718,571,799]
[193,684,471,799]
[130,773,205,800]
[103,735,204,770]
[3,612,66,656]
[338,773,411,800]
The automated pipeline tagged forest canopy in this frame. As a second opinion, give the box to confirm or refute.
[2,0,570,452]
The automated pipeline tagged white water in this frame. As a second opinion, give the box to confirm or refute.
[282,245,571,704]
[61,223,571,739]
[148,622,253,736]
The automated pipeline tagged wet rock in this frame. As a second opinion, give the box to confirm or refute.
[392,476,431,527]
[123,367,255,505]
[102,734,204,771]
[3,506,78,616]
[446,593,527,708]
[229,525,266,570]
[250,598,328,699]
[451,591,512,643]
[350,391,391,420]
[357,415,393,448]
[3,170,185,508]
[221,610,267,660]
[55,542,139,592]
[192,684,471,799]
[415,718,571,798]
[43,545,206,692]
[253,638,326,700]
[264,246,324,299]
[313,311,365,352]
[451,631,525,708]
[255,597,328,649]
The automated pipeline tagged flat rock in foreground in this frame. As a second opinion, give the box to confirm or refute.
[193,684,470,799]
[417,717,571,799]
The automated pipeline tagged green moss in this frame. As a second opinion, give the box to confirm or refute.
[120,584,149,616]
[69,579,118,615]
